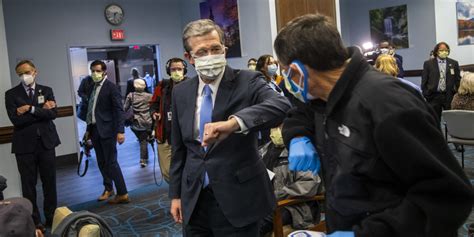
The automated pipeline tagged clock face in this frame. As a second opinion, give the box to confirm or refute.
[105,4,124,25]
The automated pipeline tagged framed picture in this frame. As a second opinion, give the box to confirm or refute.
[200,0,242,58]
[456,1,474,45]
[369,5,409,49]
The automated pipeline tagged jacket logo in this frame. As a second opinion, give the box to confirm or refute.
[338,124,350,137]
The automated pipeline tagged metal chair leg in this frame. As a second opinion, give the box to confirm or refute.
[461,145,464,169]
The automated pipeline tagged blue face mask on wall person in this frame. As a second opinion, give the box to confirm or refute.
[282,60,315,103]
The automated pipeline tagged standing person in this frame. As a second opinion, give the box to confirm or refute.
[124,79,153,167]
[125,67,142,96]
[149,57,188,182]
[377,40,404,78]
[169,19,291,236]
[4,60,60,232]
[274,14,473,236]
[86,60,129,204]
[422,42,461,120]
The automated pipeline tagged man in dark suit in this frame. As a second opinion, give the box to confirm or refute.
[169,19,291,236]
[5,60,60,232]
[422,42,461,120]
[85,60,129,204]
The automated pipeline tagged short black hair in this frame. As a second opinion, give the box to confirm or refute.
[433,42,450,57]
[256,54,273,72]
[90,60,107,71]
[274,14,348,71]
[247,58,257,64]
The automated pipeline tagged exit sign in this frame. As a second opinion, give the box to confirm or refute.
[110,29,125,41]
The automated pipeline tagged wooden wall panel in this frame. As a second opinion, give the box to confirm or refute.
[276,0,337,31]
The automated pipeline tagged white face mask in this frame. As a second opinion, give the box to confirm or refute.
[20,74,35,86]
[380,48,390,55]
[194,54,227,81]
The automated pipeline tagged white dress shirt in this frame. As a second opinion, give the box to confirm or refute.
[91,77,106,125]
[193,71,248,141]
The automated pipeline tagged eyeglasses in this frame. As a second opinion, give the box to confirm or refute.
[191,45,225,58]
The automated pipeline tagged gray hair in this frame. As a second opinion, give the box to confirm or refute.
[182,19,225,53]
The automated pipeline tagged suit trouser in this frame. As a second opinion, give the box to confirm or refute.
[90,125,128,195]
[185,187,259,237]
[427,92,451,121]
[157,141,171,183]
[15,139,57,226]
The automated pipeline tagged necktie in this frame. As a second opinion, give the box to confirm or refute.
[438,61,446,92]
[199,85,213,188]
[86,84,98,125]
[28,87,34,100]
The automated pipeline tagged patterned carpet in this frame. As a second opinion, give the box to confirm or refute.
[69,182,182,237]
[65,144,473,237]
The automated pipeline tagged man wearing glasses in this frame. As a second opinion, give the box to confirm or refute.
[275,14,472,237]
[169,19,291,236]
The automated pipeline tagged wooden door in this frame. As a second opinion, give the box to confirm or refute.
[276,0,336,31]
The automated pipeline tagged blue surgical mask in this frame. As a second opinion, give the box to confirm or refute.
[282,60,314,103]
[267,64,278,76]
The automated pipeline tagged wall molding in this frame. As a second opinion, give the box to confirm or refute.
[0,105,74,144]
[405,64,474,78]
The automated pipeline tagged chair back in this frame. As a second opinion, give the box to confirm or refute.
[443,110,474,139]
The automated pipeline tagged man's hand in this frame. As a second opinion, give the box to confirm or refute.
[288,136,320,175]
[42,100,56,109]
[35,229,44,237]
[152,112,161,121]
[170,198,183,223]
[117,133,125,144]
[16,105,31,115]
[202,117,240,147]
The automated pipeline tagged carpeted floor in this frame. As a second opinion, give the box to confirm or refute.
[64,144,473,237]
[69,182,182,237]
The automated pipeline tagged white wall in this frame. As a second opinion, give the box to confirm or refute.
[2,0,185,157]
[178,0,275,70]
[434,0,474,66]
[0,0,21,198]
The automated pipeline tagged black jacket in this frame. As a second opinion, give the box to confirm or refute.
[5,83,61,154]
[282,49,473,236]
[421,57,461,100]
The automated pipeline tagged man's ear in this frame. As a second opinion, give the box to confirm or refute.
[184,51,193,65]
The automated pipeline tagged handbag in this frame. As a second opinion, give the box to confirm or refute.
[124,93,134,127]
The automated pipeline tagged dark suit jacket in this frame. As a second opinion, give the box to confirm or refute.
[169,67,291,227]
[5,83,60,154]
[421,57,461,100]
[86,79,125,138]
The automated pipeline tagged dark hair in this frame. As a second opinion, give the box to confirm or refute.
[131,67,140,79]
[15,60,36,71]
[274,14,348,71]
[256,55,273,72]
[165,58,188,75]
[433,42,450,57]
[90,60,107,71]
[247,58,257,64]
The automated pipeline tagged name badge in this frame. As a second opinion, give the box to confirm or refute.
[450,68,455,75]
[37,95,45,104]
[167,111,172,121]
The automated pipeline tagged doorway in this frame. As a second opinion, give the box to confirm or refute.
[59,45,163,206]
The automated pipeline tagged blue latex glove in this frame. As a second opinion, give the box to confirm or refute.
[327,231,355,237]
[288,136,320,174]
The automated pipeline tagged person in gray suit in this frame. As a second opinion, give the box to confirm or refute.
[169,19,291,236]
